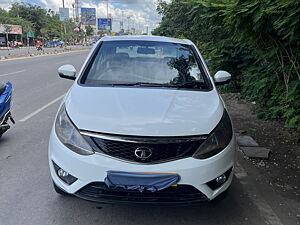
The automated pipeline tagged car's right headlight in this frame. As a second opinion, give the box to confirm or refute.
[55,104,94,155]
[193,109,233,159]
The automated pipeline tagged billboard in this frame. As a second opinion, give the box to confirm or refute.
[0,24,22,34]
[59,8,69,22]
[98,18,112,31]
[81,8,96,25]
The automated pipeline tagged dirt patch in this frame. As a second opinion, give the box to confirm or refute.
[222,93,300,201]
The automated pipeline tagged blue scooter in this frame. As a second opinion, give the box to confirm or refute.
[0,82,15,138]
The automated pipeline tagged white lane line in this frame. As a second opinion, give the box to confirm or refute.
[19,94,65,122]
[0,70,26,77]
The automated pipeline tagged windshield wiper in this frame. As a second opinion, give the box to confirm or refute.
[132,82,177,87]
[107,82,177,87]
[174,81,205,89]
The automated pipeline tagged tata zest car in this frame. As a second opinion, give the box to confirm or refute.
[48,35,236,204]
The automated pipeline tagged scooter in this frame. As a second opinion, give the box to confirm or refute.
[0,82,15,138]
[36,45,43,51]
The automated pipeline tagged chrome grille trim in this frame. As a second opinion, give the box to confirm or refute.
[80,130,207,144]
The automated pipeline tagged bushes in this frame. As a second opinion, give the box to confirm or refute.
[153,0,300,130]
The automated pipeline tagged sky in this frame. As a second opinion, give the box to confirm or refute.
[0,0,165,33]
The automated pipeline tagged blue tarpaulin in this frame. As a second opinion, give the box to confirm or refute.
[104,171,180,192]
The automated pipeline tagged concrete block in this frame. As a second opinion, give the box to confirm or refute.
[241,147,271,159]
[237,135,259,147]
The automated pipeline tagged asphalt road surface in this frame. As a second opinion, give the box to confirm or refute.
[0,51,299,225]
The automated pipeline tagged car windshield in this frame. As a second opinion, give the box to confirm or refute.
[82,41,209,90]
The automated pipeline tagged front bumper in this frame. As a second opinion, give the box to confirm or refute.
[48,128,236,203]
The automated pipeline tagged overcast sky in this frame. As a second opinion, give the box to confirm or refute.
[0,0,165,33]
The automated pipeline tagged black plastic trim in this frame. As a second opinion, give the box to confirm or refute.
[75,182,209,205]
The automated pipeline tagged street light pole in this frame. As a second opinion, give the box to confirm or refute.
[107,0,109,20]
[62,0,66,34]
[127,16,130,34]
[75,0,79,23]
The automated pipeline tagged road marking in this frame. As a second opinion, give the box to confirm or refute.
[19,94,66,122]
[0,70,26,77]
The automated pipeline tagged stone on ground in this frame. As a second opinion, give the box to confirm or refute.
[237,135,259,147]
[240,147,271,159]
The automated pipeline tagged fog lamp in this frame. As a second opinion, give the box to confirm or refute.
[58,169,69,178]
[206,167,233,190]
[216,174,227,184]
[52,161,77,185]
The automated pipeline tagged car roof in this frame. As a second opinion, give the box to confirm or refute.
[100,35,193,45]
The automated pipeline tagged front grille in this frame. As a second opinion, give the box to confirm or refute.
[75,182,208,205]
[83,133,206,163]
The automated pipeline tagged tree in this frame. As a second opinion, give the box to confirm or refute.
[85,25,94,37]
[153,0,300,130]
[9,2,47,37]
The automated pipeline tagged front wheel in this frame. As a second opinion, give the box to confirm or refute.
[53,181,69,195]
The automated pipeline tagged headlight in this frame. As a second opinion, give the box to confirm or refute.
[55,104,94,155]
[193,109,233,159]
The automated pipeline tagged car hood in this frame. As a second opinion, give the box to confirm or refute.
[65,85,224,136]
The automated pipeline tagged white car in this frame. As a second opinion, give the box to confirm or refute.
[49,35,236,204]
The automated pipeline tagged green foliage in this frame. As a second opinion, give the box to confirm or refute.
[0,2,81,41]
[153,0,300,130]
[85,25,94,37]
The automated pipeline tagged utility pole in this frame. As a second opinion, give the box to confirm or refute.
[75,0,79,23]
[121,10,124,31]
[62,0,66,34]
[72,3,75,22]
[106,0,109,20]
[127,16,130,34]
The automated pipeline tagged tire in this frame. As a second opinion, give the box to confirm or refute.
[53,181,69,195]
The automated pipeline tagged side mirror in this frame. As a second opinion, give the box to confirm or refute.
[58,64,76,80]
[214,70,231,86]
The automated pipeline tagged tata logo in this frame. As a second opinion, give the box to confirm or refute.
[134,147,152,159]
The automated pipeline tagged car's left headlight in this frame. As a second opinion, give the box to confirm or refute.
[55,104,94,155]
[193,109,233,159]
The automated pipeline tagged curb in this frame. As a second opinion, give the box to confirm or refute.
[0,48,90,61]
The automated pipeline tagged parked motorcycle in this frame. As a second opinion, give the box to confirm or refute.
[0,82,15,138]
[36,45,43,51]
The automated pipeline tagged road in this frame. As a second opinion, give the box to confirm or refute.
[0,51,299,225]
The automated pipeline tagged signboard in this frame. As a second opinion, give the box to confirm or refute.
[98,18,112,31]
[0,24,22,34]
[59,8,69,22]
[27,31,35,38]
[81,8,96,25]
